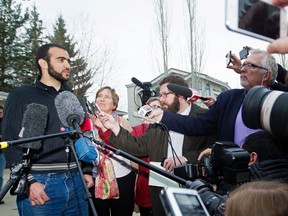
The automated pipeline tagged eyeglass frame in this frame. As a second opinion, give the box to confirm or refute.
[149,105,162,110]
[159,91,175,98]
[241,63,269,71]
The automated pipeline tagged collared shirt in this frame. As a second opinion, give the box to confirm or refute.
[167,104,191,157]
[234,104,262,147]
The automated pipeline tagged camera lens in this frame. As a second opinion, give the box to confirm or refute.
[242,86,288,137]
[188,180,226,215]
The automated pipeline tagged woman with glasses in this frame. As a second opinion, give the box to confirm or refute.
[89,86,135,216]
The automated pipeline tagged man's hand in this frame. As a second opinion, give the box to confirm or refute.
[163,156,188,173]
[89,113,107,132]
[147,108,164,123]
[226,53,241,74]
[28,182,50,206]
[98,113,121,135]
[267,37,288,54]
[84,174,94,188]
[202,96,216,108]
[197,148,212,161]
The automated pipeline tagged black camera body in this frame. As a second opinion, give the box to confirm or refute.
[174,156,213,181]
[174,142,250,188]
[173,142,250,215]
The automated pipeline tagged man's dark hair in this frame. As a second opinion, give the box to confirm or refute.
[0,105,3,109]
[242,131,285,162]
[159,75,189,99]
[159,74,189,88]
[36,44,66,75]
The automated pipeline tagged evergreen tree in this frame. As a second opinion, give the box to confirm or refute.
[14,4,46,85]
[48,15,92,97]
[0,0,29,91]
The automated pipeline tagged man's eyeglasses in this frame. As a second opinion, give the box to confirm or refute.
[241,63,268,71]
[159,91,174,98]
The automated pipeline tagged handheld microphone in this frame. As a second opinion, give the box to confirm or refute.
[19,103,48,149]
[132,111,159,124]
[138,105,153,117]
[167,83,208,103]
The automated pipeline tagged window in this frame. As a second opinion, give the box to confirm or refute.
[205,83,211,96]
[194,82,203,96]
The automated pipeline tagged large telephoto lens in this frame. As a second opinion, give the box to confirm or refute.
[242,86,288,137]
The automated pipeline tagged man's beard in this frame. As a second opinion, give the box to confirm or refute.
[164,97,180,113]
[48,62,69,82]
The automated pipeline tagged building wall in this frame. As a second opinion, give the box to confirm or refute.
[126,69,231,126]
[126,83,145,126]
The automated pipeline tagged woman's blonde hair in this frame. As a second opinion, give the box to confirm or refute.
[146,97,160,105]
[225,181,288,216]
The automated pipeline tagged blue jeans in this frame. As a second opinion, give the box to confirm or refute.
[17,171,88,216]
[0,153,6,189]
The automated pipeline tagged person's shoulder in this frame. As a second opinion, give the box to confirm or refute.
[219,88,245,98]
[9,84,35,96]
[190,103,208,115]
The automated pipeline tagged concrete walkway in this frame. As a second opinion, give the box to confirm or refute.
[0,168,18,216]
[0,169,141,216]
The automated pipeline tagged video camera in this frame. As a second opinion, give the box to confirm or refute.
[174,142,250,191]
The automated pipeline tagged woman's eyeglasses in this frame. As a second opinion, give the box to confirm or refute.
[150,105,161,110]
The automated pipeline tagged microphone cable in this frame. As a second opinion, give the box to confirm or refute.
[158,123,183,169]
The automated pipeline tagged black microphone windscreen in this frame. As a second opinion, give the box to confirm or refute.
[167,83,193,98]
[55,91,85,127]
[20,103,48,149]
[131,77,147,90]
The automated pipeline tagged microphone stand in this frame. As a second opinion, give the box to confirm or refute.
[93,138,194,189]
[0,130,75,148]
[0,130,79,201]
[0,158,28,200]
[66,137,97,216]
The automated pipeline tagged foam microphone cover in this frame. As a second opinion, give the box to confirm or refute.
[55,91,85,128]
[20,103,48,149]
